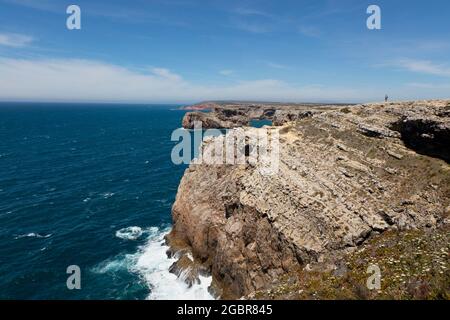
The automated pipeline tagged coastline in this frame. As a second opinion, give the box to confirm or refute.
[167,100,450,299]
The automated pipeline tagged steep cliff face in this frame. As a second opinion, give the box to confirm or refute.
[168,100,450,299]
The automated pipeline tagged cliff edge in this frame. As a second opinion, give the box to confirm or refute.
[168,100,450,299]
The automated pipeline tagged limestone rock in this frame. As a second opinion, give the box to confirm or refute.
[169,99,450,299]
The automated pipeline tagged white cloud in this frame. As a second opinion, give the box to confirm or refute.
[262,61,290,70]
[150,68,182,81]
[0,33,33,47]
[0,57,448,103]
[396,59,450,77]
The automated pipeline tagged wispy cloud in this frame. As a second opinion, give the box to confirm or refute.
[86,4,189,26]
[261,61,290,70]
[229,5,282,34]
[231,19,271,33]
[0,33,33,48]
[413,40,450,52]
[230,6,323,37]
[1,56,448,103]
[0,57,381,103]
[298,25,321,38]
[150,67,182,81]
[219,70,234,76]
[406,82,450,89]
[1,0,188,26]
[234,7,273,18]
[1,0,57,10]
[395,59,450,77]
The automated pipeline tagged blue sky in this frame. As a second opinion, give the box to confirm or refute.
[0,0,450,103]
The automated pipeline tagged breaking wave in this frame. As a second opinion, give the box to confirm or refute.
[95,226,214,300]
[115,226,144,240]
[14,233,52,239]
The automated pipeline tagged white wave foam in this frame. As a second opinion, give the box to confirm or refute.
[92,255,132,274]
[115,226,143,240]
[95,226,214,300]
[132,227,214,300]
[15,232,52,239]
[102,192,115,199]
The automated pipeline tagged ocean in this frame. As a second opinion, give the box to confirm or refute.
[0,103,213,300]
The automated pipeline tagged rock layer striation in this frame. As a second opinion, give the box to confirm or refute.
[168,100,450,298]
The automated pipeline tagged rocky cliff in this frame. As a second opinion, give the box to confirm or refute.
[181,102,345,129]
[168,100,450,299]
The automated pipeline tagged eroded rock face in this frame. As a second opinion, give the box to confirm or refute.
[169,254,205,288]
[272,110,318,126]
[181,103,344,129]
[182,111,238,129]
[169,100,450,299]
[391,114,450,162]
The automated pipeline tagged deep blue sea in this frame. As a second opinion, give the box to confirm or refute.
[0,103,212,300]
